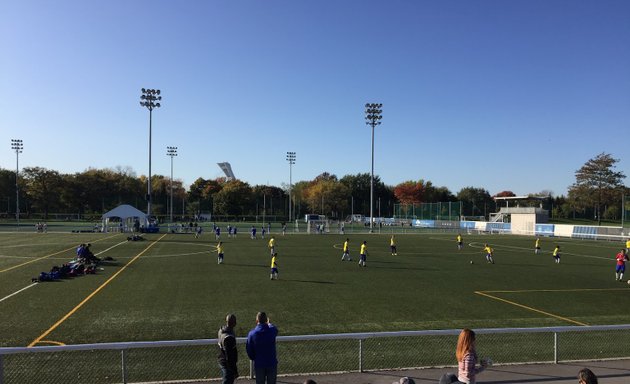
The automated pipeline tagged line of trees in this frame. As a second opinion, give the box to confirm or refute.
[0,153,626,223]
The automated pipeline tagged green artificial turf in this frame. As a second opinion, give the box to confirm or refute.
[1,230,629,348]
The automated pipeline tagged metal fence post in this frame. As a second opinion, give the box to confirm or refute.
[249,360,254,379]
[121,349,128,384]
[0,354,4,384]
[553,332,558,364]
[359,339,364,373]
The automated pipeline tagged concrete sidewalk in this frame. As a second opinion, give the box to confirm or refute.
[235,359,630,384]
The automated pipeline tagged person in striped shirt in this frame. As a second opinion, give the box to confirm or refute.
[456,329,488,384]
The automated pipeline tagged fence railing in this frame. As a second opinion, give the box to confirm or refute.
[1,325,630,384]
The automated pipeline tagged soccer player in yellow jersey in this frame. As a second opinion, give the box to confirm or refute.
[341,238,351,261]
[359,241,368,267]
[268,236,275,256]
[270,253,279,280]
[457,234,463,250]
[626,238,630,253]
[553,245,561,263]
[483,243,495,264]
[390,235,397,255]
[217,241,224,264]
[535,237,541,254]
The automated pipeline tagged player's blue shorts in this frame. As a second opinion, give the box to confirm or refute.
[218,253,224,258]
[616,264,625,273]
[271,267,278,274]
[360,254,366,261]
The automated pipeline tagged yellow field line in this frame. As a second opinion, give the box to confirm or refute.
[36,340,66,346]
[29,233,167,347]
[474,290,589,326]
[0,234,121,274]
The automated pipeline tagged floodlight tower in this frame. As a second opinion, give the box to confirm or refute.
[365,103,382,233]
[286,152,296,223]
[167,146,177,224]
[10,139,23,229]
[140,88,162,218]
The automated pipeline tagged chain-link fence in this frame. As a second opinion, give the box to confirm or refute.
[394,202,462,221]
[2,326,629,384]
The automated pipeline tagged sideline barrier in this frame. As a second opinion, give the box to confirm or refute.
[2,325,630,384]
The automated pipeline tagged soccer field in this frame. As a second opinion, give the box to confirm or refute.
[1,228,629,348]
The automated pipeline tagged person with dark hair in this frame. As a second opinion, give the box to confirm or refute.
[359,241,368,267]
[456,329,488,384]
[392,377,415,384]
[553,245,561,264]
[615,249,628,281]
[217,314,238,384]
[341,238,351,261]
[577,368,598,384]
[246,312,278,384]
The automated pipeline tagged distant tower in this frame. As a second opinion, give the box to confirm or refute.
[217,162,235,181]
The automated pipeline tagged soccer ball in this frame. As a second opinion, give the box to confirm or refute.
[470,260,474,264]
[627,279,630,286]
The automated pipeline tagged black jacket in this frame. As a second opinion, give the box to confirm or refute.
[217,325,238,375]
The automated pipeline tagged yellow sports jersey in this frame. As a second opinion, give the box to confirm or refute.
[343,241,349,252]
[360,243,367,255]
[535,239,540,247]
[626,240,630,249]
[457,235,462,243]
[553,247,560,256]
[484,246,492,254]
[217,244,223,254]
[390,237,396,246]
[268,238,275,248]
[270,256,277,268]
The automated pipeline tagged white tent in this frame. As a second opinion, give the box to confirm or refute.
[101,204,148,233]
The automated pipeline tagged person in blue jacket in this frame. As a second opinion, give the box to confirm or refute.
[246,311,278,384]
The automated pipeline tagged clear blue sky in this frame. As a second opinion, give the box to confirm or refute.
[1,0,629,197]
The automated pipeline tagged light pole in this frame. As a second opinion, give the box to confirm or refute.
[140,88,162,219]
[167,146,177,224]
[10,139,23,229]
[286,151,296,224]
[365,103,382,233]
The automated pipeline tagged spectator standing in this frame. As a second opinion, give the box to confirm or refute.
[217,314,238,384]
[456,328,487,384]
[246,312,278,384]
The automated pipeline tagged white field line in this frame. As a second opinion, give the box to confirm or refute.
[0,283,38,303]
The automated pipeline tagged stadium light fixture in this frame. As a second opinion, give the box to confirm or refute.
[167,146,178,224]
[365,103,382,233]
[140,88,162,219]
[286,152,296,224]
[10,139,23,229]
